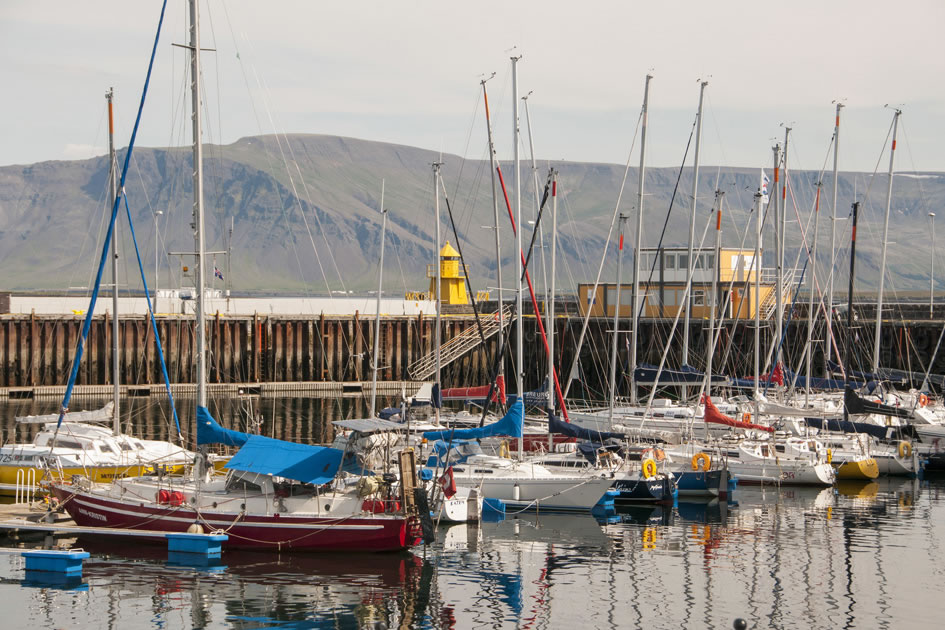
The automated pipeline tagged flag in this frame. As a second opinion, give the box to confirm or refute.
[760,170,770,205]
[214,266,224,280]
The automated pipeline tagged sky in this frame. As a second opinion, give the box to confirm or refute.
[1,0,943,174]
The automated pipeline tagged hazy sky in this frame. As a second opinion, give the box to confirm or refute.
[2,0,943,173]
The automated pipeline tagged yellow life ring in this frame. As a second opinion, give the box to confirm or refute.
[498,440,510,458]
[826,448,833,464]
[691,452,712,472]
[642,458,659,479]
[898,441,912,458]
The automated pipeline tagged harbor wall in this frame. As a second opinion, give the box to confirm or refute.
[1,309,943,397]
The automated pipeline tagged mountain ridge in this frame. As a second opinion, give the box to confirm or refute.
[1,134,942,295]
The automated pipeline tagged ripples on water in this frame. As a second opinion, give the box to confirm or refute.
[1,398,943,629]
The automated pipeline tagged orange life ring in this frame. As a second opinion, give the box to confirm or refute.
[742,412,752,424]
[691,452,711,472]
[919,394,929,407]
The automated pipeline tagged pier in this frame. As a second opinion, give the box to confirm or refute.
[2,301,944,398]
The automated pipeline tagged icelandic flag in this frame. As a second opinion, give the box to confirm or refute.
[760,170,770,205]
[214,266,224,281]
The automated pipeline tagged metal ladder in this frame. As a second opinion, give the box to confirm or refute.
[407,306,512,380]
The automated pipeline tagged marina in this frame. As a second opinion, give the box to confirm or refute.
[1,0,943,627]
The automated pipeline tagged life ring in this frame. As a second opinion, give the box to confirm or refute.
[642,458,659,479]
[742,412,752,424]
[826,448,833,464]
[919,394,929,407]
[641,448,666,462]
[898,441,912,458]
[691,452,712,472]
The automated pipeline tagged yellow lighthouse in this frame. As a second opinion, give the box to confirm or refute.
[428,241,469,307]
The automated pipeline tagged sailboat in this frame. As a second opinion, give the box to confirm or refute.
[50,0,425,552]
[0,88,195,497]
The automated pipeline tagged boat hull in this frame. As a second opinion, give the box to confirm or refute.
[0,464,152,496]
[464,476,613,512]
[834,458,879,480]
[51,485,419,552]
[612,475,676,503]
[672,469,729,498]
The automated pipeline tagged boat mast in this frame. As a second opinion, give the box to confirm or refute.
[189,0,207,411]
[827,103,843,365]
[682,80,708,379]
[547,172,558,417]
[844,202,860,422]
[753,188,763,396]
[481,77,504,384]
[106,88,120,435]
[773,141,784,373]
[871,108,901,373]
[705,190,722,399]
[608,214,628,430]
[805,182,822,404]
[630,74,652,406]
[512,54,524,414]
[433,163,443,426]
[369,181,387,419]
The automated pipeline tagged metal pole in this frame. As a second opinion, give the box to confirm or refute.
[753,190,763,396]
[806,182,822,404]
[433,163,442,426]
[630,74,652,406]
[106,88,120,435]
[481,78,504,380]
[369,181,386,419]
[929,212,935,319]
[189,0,207,409]
[705,191,722,400]
[609,214,628,430]
[872,109,901,373]
[827,103,843,363]
[154,210,163,309]
[512,54,523,407]
[547,174,558,415]
[773,142,783,371]
[683,80,708,373]
[844,202,860,422]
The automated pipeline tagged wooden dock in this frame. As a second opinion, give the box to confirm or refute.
[0,502,194,541]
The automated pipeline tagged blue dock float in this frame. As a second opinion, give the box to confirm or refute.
[22,549,90,577]
[166,532,228,556]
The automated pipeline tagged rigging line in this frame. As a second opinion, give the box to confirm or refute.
[245,66,325,294]
[437,175,494,377]
[640,207,716,424]
[561,103,645,399]
[633,112,698,329]
[122,192,183,440]
[54,0,170,431]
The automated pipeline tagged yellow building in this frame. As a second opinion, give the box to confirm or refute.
[578,246,789,319]
[428,241,469,306]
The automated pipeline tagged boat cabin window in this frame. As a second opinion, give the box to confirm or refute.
[97,443,117,454]
[119,442,134,452]
[51,439,84,450]
[727,451,740,458]
[473,469,494,474]
[775,445,785,453]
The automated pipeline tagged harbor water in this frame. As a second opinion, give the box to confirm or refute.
[0,397,942,628]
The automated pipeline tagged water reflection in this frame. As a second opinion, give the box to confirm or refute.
[1,393,944,628]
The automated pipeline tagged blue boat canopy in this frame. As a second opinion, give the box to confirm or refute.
[422,399,523,441]
[224,435,343,485]
[196,405,251,447]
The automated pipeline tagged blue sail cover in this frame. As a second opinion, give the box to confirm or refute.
[548,410,625,441]
[634,363,727,386]
[196,405,251,447]
[422,399,524,441]
[782,367,864,390]
[224,434,343,485]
